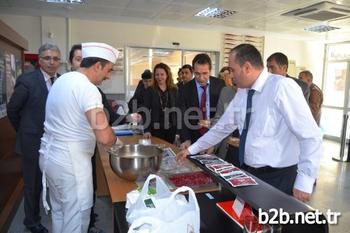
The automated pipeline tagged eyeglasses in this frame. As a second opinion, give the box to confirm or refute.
[40,56,61,62]
[194,72,210,78]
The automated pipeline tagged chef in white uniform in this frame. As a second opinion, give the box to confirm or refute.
[39,42,120,233]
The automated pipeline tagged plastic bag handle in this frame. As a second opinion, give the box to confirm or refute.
[139,174,170,198]
[167,186,199,211]
[127,216,161,233]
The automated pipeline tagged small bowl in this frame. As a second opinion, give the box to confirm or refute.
[138,138,152,145]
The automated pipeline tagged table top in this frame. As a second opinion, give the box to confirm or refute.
[98,135,217,203]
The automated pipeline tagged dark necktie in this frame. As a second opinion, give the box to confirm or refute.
[238,89,255,166]
[199,85,208,135]
[49,77,55,85]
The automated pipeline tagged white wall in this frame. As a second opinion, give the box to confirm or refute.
[303,41,325,87]
[264,35,326,84]
[41,16,68,63]
[0,14,327,94]
[71,19,221,51]
[0,14,41,53]
[264,35,306,76]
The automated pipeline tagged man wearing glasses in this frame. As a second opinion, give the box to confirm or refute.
[7,43,61,233]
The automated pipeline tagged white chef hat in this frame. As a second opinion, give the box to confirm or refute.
[82,42,119,64]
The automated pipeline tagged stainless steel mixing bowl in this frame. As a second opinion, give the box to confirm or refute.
[108,144,163,181]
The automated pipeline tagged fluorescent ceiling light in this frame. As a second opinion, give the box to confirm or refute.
[42,0,85,4]
[304,23,340,32]
[195,7,236,19]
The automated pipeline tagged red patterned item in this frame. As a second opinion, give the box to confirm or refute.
[168,171,215,188]
[216,200,254,228]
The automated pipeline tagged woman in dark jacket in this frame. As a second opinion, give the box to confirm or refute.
[143,63,178,143]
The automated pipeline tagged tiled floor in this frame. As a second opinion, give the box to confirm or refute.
[309,140,350,233]
[7,196,113,233]
[7,139,350,233]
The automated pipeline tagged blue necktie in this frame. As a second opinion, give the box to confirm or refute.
[238,89,255,166]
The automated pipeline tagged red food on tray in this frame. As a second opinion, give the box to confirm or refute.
[168,171,215,187]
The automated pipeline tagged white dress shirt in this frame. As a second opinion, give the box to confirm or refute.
[195,79,210,119]
[188,69,322,193]
[41,68,56,91]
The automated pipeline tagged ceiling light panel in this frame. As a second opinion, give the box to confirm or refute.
[304,24,340,32]
[195,7,236,18]
[42,0,85,4]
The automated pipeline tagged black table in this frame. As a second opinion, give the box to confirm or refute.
[111,154,328,233]
[113,187,328,233]
[190,158,329,233]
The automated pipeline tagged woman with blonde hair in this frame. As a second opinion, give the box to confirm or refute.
[142,63,178,143]
[218,66,233,87]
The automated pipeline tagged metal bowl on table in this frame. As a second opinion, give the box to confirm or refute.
[108,144,164,181]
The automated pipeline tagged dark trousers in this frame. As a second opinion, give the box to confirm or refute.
[151,126,176,144]
[225,129,240,167]
[242,164,298,195]
[226,145,240,168]
[22,155,43,227]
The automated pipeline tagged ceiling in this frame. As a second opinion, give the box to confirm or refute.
[1,0,350,39]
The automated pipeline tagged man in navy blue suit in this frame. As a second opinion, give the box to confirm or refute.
[7,43,61,233]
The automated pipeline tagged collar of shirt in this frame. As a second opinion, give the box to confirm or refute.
[249,68,269,94]
[41,68,57,82]
[195,78,210,89]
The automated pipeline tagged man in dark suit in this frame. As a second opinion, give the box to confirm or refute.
[266,52,310,101]
[128,69,153,114]
[177,64,193,90]
[179,53,225,148]
[7,43,61,233]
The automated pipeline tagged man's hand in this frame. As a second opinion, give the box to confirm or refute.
[227,136,240,147]
[198,119,211,129]
[176,149,190,162]
[293,188,311,202]
[180,140,191,150]
[126,113,142,123]
[205,147,215,154]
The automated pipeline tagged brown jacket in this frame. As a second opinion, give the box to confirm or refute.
[309,83,323,126]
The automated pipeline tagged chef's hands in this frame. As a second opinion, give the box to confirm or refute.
[293,188,311,202]
[114,137,124,148]
[106,137,124,153]
[126,113,142,123]
[176,149,190,162]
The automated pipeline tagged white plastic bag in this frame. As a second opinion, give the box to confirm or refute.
[126,174,172,224]
[127,186,200,233]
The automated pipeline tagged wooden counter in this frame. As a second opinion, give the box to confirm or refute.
[96,135,181,203]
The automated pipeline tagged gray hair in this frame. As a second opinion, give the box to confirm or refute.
[38,43,61,56]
